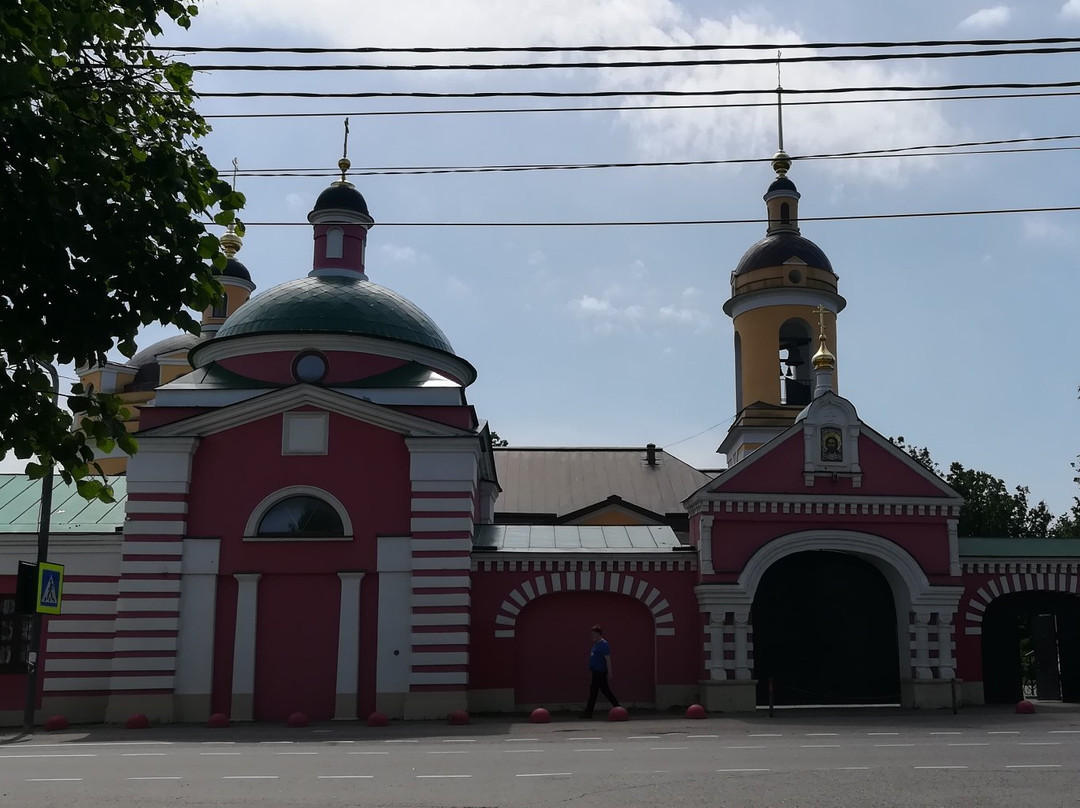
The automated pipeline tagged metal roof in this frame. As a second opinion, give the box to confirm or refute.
[492,447,713,518]
[0,475,127,533]
[474,524,684,553]
[959,537,1080,558]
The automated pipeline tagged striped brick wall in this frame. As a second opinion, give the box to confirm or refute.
[42,574,120,697]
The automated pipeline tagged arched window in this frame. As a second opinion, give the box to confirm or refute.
[780,202,791,224]
[255,495,345,538]
[325,227,344,259]
[211,297,228,319]
[779,318,814,405]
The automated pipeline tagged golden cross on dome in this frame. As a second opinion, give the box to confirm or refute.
[812,304,831,335]
[339,117,351,182]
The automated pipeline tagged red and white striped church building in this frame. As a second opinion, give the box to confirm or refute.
[1,150,1078,726]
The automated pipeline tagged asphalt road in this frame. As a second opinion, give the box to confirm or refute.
[2,708,1079,807]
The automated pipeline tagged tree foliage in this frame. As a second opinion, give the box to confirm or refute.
[0,0,241,499]
[891,437,1077,538]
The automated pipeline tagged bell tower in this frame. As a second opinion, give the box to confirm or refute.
[719,96,846,465]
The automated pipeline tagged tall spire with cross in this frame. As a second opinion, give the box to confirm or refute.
[219,157,243,258]
[772,51,792,179]
[335,117,353,186]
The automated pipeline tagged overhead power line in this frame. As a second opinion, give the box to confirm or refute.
[225,204,1080,227]
[196,79,1080,99]
[159,35,1080,54]
[201,89,1080,119]
[224,135,1080,178]
[185,44,1080,72]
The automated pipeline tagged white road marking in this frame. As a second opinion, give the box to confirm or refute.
[949,743,991,747]
[748,733,782,737]
[19,742,170,748]
[416,774,472,779]
[506,738,540,742]
[319,775,374,779]
[837,767,870,771]
[442,739,477,743]
[874,744,915,748]
[914,766,968,770]
[688,734,719,739]
[1049,730,1080,734]
[202,741,236,745]
[930,732,962,735]
[516,772,572,778]
[348,751,389,755]
[570,737,603,741]
[277,751,318,755]
[629,735,662,740]
[649,746,688,751]
[717,768,770,773]
[128,776,182,781]
[801,744,841,748]
[223,775,279,780]
[806,733,838,737]
[1007,764,1062,769]
[260,741,293,745]
[988,731,1020,735]
[0,753,96,759]
[725,745,767,750]
[1020,742,1062,746]
[122,753,167,757]
[867,732,899,736]
[385,740,419,744]
[27,778,83,782]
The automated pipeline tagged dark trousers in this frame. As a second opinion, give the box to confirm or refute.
[584,671,620,716]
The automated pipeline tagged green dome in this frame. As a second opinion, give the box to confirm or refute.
[212,275,455,353]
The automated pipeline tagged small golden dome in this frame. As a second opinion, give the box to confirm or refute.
[772,149,792,177]
[812,338,835,370]
[219,228,242,257]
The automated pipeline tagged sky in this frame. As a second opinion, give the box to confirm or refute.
[16,0,1080,514]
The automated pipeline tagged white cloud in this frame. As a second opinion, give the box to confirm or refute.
[958,6,1012,30]
[198,1,957,184]
[658,304,710,330]
[284,192,308,212]
[569,286,710,334]
[1021,215,1074,245]
[379,244,420,264]
[1062,0,1080,19]
[527,250,547,266]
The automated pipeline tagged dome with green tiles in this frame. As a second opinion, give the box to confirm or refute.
[210,275,454,353]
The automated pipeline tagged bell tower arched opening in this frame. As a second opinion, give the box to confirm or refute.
[779,318,813,406]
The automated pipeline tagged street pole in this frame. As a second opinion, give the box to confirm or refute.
[22,361,59,733]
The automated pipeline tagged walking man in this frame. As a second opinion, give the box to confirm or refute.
[583,625,620,718]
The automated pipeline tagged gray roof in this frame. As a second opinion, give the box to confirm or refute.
[0,475,127,533]
[474,524,684,553]
[493,447,713,518]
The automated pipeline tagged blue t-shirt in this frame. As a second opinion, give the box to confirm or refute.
[589,638,611,672]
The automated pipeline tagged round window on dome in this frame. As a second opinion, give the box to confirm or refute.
[293,351,328,384]
[787,269,804,285]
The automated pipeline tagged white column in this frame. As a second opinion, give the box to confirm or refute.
[936,611,956,679]
[912,610,933,680]
[734,609,752,681]
[698,515,715,576]
[707,611,727,680]
[334,572,365,720]
[947,519,961,577]
[173,539,220,722]
[231,573,261,720]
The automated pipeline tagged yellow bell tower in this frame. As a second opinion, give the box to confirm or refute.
[718,142,846,466]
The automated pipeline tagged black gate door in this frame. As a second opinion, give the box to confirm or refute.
[1031,614,1062,700]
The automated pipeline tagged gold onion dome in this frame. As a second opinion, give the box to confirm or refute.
[219,228,242,257]
[813,336,836,370]
[771,149,792,177]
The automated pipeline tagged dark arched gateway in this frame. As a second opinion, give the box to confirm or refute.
[981,591,1080,703]
[753,551,901,705]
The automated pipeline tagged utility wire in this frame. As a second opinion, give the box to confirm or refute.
[158,36,1080,54]
[201,89,1080,119]
[225,204,1080,227]
[185,45,1080,72]
[195,79,1080,99]
[225,135,1080,178]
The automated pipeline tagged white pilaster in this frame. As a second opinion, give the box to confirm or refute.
[733,609,752,681]
[936,611,956,679]
[912,610,932,680]
[173,538,220,721]
[947,519,961,577]
[707,611,727,680]
[231,573,261,720]
[334,572,364,720]
[698,515,715,576]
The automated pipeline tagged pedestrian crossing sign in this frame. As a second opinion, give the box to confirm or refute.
[36,562,64,615]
